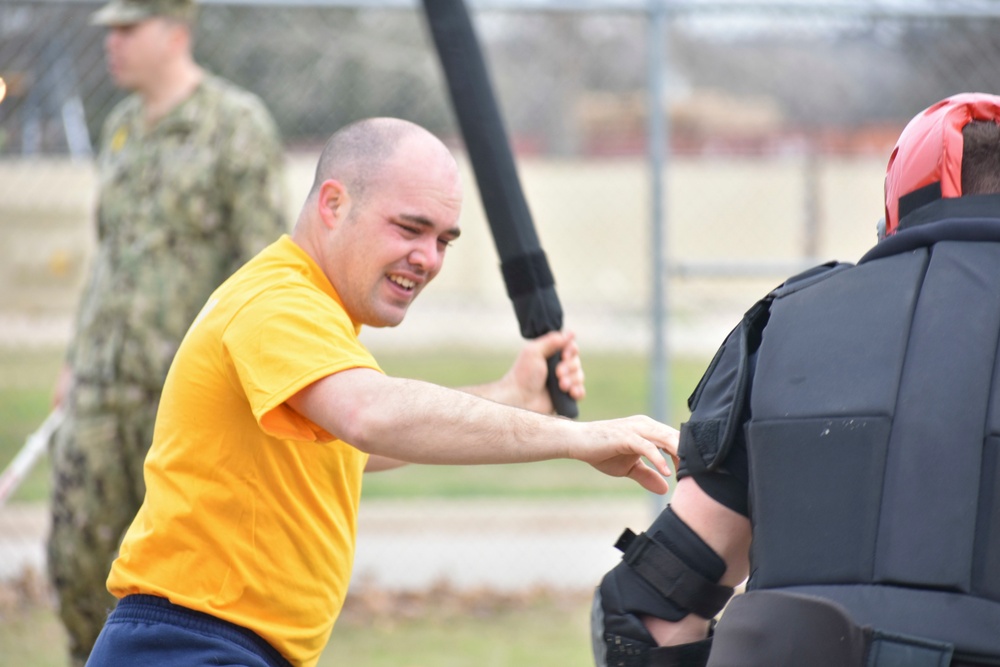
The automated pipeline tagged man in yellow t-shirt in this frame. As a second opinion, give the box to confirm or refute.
[87,117,679,667]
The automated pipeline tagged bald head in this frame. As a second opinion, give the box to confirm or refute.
[307,118,450,208]
[292,117,463,327]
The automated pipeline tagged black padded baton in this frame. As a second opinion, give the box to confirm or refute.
[422,0,578,418]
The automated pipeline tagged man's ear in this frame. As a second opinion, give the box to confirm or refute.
[165,17,192,55]
[317,179,351,229]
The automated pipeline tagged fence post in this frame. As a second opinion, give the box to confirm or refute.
[646,0,670,514]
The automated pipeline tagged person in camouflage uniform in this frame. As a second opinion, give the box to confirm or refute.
[47,0,287,663]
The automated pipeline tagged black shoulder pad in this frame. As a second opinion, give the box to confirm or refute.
[679,309,761,474]
[771,260,853,298]
[680,262,849,473]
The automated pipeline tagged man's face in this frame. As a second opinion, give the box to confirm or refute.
[103,18,174,91]
[326,139,463,328]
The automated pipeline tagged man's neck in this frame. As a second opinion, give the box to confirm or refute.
[140,59,203,128]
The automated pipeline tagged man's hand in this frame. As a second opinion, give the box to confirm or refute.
[292,368,677,493]
[52,364,73,409]
[515,330,584,413]
[464,330,583,414]
[574,415,679,495]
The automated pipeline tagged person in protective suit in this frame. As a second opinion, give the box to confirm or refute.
[592,92,1000,667]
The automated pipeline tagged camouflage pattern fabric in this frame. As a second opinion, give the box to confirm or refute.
[48,386,158,667]
[90,0,199,27]
[48,72,287,666]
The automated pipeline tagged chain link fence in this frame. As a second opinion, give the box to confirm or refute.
[4,0,1000,652]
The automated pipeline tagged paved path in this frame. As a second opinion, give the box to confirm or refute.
[0,498,661,592]
[352,498,658,591]
[0,502,48,581]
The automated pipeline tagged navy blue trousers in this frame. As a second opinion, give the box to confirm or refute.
[86,594,292,667]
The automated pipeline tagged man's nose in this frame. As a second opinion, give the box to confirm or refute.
[408,239,442,272]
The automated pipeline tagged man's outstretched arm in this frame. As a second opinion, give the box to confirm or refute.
[286,367,677,494]
[365,330,584,473]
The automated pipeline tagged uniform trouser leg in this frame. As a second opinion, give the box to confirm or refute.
[88,594,294,667]
[46,385,158,667]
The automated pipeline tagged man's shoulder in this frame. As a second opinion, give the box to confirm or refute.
[192,72,282,153]
[771,261,854,299]
[199,73,276,123]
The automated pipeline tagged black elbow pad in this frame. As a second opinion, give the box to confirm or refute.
[592,507,734,667]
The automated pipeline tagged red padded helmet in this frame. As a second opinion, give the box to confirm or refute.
[884,93,1000,237]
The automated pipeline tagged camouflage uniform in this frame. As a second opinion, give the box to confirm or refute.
[48,72,287,666]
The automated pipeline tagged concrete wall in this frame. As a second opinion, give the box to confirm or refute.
[0,152,884,352]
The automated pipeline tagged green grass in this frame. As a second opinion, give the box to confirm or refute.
[0,346,707,502]
[0,347,64,503]
[322,589,595,666]
[0,605,69,667]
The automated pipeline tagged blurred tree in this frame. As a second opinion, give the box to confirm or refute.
[5,2,1000,157]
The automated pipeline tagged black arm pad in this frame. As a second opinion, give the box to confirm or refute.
[647,634,713,667]
[592,507,734,667]
[616,528,734,620]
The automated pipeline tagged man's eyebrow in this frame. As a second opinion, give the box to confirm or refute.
[400,213,461,239]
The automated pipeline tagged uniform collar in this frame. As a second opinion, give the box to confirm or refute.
[128,73,214,137]
[860,195,1000,265]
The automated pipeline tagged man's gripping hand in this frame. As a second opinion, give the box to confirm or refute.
[506,330,584,415]
[462,330,584,415]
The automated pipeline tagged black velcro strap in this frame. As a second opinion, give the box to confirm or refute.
[501,251,554,298]
[679,420,724,472]
[603,634,652,667]
[615,530,734,619]
[614,527,639,553]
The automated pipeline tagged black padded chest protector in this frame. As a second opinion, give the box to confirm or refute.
[747,238,1000,660]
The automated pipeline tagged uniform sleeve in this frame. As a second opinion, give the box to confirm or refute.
[218,95,289,274]
[676,320,752,516]
[67,101,133,367]
[221,286,382,442]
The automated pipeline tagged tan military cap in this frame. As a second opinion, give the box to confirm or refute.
[91,0,197,26]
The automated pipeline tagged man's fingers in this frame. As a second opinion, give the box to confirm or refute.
[558,331,578,359]
[555,339,585,398]
[535,330,580,366]
[643,420,679,461]
[630,436,673,477]
[629,460,670,495]
[532,330,568,359]
[628,420,679,474]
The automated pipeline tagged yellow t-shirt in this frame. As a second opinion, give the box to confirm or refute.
[108,235,381,666]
